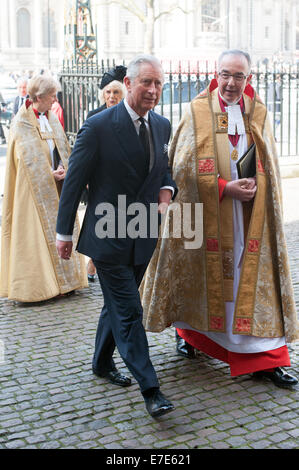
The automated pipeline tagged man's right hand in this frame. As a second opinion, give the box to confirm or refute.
[223,177,257,202]
[56,240,73,260]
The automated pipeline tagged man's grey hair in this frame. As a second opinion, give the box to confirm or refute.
[126,54,164,82]
[17,76,28,85]
[218,49,252,74]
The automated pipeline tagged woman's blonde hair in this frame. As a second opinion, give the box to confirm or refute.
[27,74,61,102]
[100,80,126,105]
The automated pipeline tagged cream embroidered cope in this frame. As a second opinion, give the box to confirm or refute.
[140,89,299,344]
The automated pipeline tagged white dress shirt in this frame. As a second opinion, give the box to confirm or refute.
[123,98,174,193]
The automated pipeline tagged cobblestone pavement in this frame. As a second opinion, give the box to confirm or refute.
[0,175,298,450]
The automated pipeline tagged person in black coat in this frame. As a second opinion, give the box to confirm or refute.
[56,55,177,418]
[85,65,127,281]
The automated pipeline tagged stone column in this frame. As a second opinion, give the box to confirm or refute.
[10,0,17,49]
[34,0,43,67]
[0,0,10,51]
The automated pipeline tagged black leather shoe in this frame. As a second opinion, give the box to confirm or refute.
[175,331,195,359]
[144,389,175,418]
[253,367,298,388]
[93,368,132,387]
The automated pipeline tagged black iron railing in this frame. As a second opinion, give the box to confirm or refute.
[59,60,299,156]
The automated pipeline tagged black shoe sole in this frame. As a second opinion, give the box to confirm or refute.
[176,349,195,359]
[92,369,131,387]
[107,378,132,387]
[150,405,175,418]
[253,372,298,389]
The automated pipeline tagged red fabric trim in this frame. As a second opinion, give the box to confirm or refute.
[257,160,265,173]
[176,328,290,377]
[235,317,252,333]
[209,315,224,330]
[209,78,218,93]
[218,177,227,202]
[198,158,215,174]
[51,102,64,128]
[32,107,48,119]
[25,98,32,109]
[206,238,219,252]
[248,239,260,253]
[244,83,255,99]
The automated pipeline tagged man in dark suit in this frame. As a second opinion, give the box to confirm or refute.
[13,77,28,115]
[56,55,177,418]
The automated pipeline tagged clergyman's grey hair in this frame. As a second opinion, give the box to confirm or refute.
[218,49,252,74]
[126,55,164,82]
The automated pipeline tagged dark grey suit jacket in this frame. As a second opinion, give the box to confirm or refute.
[56,101,177,266]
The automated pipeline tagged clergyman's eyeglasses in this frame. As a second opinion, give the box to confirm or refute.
[218,72,248,82]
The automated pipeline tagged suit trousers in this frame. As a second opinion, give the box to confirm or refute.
[92,261,159,393]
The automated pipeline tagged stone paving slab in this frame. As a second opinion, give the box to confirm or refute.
[0,263,298,450]
[0,182,298,450]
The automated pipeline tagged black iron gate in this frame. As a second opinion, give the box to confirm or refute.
[59,60,299,156]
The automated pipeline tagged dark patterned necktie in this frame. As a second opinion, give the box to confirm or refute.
[138,117,150,172]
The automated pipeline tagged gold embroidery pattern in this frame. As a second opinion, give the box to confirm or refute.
[216,113,228,131]
[222,249,233,279]
[215,113,250,133]
[231,149,239,161]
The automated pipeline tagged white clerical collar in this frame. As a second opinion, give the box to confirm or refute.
[124,98,149,122]
[219,92,245,135]
[227,106,245,135]
[39,114,53,133]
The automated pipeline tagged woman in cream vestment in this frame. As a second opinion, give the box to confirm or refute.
[0,75,88,302]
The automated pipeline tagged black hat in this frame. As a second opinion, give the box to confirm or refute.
[100,65,127,89]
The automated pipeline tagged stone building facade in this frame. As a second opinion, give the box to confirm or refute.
[0,0,298,73]
[0,0,65,73]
